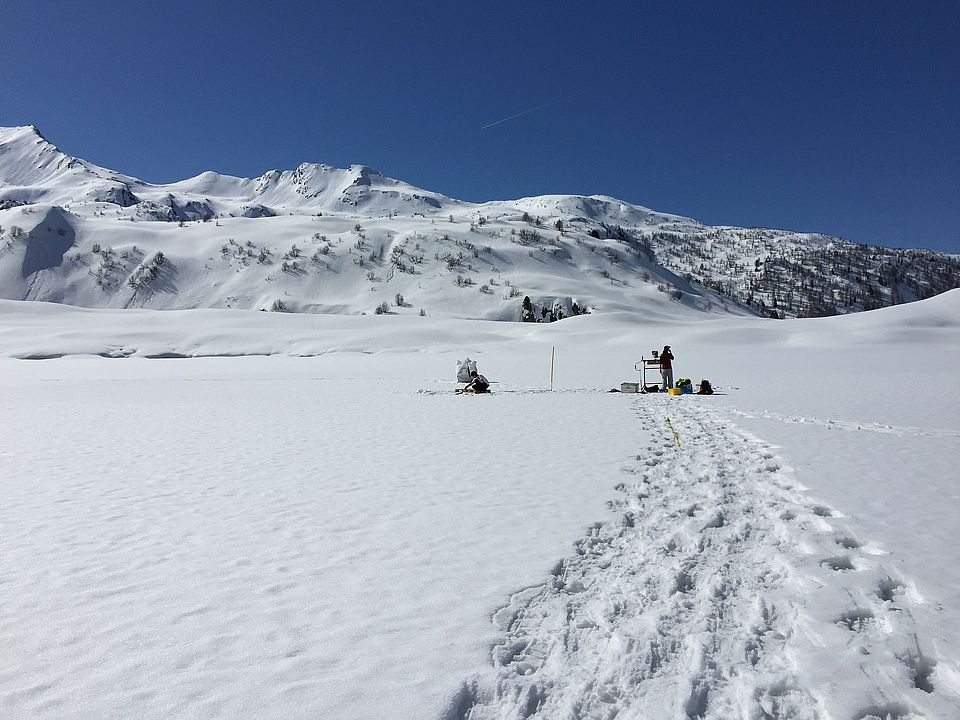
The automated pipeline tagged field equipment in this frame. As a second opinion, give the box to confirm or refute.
[636,354,666,392]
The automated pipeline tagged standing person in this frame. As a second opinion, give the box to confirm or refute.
[660,345,674,391]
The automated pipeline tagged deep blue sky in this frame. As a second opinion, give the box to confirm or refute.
[3,1,958,251]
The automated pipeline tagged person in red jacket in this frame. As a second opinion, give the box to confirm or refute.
[660,345,674,391]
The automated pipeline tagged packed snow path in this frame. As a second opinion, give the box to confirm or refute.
[455,397,957,720]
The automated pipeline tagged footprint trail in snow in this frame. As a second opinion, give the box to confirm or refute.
[453,397,959,720]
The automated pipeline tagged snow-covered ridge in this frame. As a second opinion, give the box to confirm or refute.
[1,125,957,319]
[0,125,454,216]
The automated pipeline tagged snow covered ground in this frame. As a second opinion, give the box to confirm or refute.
[1,292,959,719]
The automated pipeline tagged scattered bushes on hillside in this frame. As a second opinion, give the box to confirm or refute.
[89,246,128,290]
[515,228,542,246]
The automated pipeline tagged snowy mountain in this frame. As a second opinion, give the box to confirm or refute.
[1,125,957,319]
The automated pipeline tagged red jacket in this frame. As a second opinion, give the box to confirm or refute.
[660,351,673,369]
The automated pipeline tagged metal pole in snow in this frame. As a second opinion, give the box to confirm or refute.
[550,346,555,391]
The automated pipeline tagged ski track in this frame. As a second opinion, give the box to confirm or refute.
[452,397,958,720]
[716,406,960,440]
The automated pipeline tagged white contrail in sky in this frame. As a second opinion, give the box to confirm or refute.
[481,92,586,130]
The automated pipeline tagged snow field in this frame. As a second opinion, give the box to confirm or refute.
[0,363,642,719]
[457,398,959,720]
[1,292,959,719]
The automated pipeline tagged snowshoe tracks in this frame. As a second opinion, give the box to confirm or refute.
[451,399,956,720]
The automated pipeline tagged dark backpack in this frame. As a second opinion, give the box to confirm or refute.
[697,379,713,395]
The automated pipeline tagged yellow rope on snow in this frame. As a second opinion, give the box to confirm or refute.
[665,416,681,450]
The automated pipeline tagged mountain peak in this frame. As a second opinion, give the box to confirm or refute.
[0,125,81,191]
[0,125,47,144]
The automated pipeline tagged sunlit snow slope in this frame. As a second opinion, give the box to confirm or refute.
[2,125,956,320]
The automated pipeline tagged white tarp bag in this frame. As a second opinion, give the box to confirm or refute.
[456,357,477,383]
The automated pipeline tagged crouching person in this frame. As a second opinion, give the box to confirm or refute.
[464,370,490,393]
